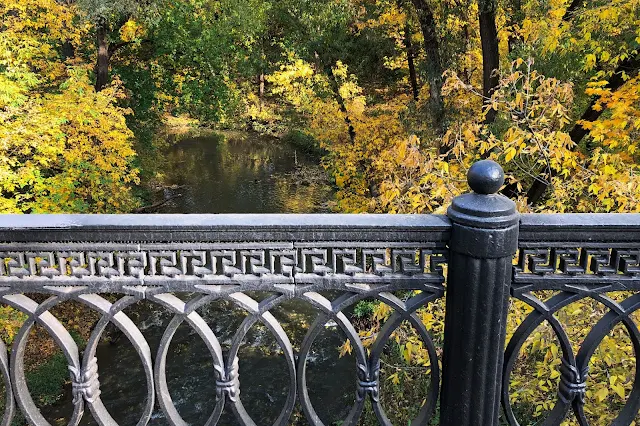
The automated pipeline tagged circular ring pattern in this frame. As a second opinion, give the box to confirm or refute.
[502,291,640,426]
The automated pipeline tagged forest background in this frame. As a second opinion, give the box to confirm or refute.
[1,0,640,424]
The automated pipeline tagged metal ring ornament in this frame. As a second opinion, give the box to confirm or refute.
[152,293,226,426]
[573,293,640,425]
[502,291,640,426]
[297,289,442,426]
[368,292,441,425]
[225,292,297,426]
[335,289,441,425]
[297,293,369,426]
[3,294,84,426]
[502,291,582,426]
[77,293,155,426]
[0,336,14,426]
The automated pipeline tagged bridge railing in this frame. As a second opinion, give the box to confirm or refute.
[0,160,639,426]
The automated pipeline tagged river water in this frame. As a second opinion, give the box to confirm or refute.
[42,132,360,425]
[152,131,333,214]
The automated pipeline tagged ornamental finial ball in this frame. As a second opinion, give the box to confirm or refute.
[467,160,505,194]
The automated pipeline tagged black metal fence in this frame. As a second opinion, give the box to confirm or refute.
[0,160,639,425]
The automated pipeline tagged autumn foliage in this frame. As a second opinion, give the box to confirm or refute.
[0,0,139,213]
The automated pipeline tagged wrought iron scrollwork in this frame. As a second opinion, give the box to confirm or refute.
[0,241,446,426]
[356,360,380,402]
[69,357,101,404]
[558,357,588,405]
[505,238,640,426]
[215,357,240,403]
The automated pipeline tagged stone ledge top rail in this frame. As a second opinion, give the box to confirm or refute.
[3,213,640,243]
[520,213,640,243]
[0,214,452,243]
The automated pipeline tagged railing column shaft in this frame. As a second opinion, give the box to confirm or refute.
[440,160,519,426]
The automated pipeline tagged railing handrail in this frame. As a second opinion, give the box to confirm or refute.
[520,213,640,242]
[0,214,451,242]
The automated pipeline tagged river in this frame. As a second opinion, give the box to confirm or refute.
[150,131,333,214]
[42,132,360,425]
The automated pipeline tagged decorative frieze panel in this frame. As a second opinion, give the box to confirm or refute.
[513,247,640,291]
[516,247,640,277]
[0,248,445,426]
[0,245,448,289]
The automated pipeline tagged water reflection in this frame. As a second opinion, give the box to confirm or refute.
[157,132,333,213]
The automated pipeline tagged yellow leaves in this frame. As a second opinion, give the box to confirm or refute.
[594,387,609,402]
[332,60,348,79]
[387,372,401,385]
[437,161,449,175]
[589,183,602,195]
[267,56,322,111]
[119,19,144,42]
[463,127,477,145]
[0,67,139,213]
[504,147,517,163]
[0,305,27,344]
[520,18,535,43]
[333,63,367,117]
[338,338,352,357]
[444,57,640,214]
[610,376,627,399]
[373,303,392,322]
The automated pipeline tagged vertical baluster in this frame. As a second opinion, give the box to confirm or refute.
[440,160,519,426]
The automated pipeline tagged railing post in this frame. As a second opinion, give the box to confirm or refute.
[440,160,519,425]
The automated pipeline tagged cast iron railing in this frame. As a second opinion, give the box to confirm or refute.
[0,160,638,426]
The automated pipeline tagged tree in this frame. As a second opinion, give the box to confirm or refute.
[75,0,156,91]
[0,0,139,213]
[513,0,640,204]
[411,0,445,124]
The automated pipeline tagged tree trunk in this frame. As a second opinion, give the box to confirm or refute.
[324,63,356,144]
[95,17,109,92]
[259,72,265,112]
[479,0,500,124]
[62,41,75,60]
[404,27,419,101]
[461,24,473,85]
[404,23,419,101]
[411,0,444,123]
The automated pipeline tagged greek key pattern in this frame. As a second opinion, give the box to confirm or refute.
[505,243,640,425]
[513,247,640,291]
[0,245,447,289]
